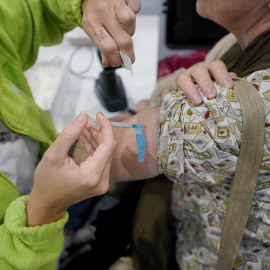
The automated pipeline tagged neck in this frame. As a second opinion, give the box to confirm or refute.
[224,4,270,49]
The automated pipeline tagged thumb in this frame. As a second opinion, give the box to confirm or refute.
[49,112,88,159]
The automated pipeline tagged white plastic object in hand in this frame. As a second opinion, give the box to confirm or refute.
[119,51,133,77]
[87,118,100,130]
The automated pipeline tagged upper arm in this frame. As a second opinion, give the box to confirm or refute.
[0,0,79,71]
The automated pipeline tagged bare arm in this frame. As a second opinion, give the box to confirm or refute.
[83,107,161,182]
[110,107,160,181]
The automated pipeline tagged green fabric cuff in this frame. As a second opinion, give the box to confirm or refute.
[58,0,83,27]
[5,195,69,247]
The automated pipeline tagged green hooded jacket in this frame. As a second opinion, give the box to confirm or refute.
[0,0,83,268]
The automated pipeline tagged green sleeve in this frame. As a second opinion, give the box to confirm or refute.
[0,195,69,270]
[0,173,20,225]
[0,0,83,73]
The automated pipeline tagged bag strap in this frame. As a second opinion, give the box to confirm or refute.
[217,77,265,269]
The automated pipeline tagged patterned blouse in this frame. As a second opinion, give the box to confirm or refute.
[158,69,270,270]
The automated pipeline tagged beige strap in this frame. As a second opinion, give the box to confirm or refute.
[217,77,265,269]
[205,33,237,63]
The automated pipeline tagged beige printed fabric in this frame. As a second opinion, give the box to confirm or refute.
[158,69,270,270]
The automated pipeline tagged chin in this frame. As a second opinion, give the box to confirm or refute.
[196,0,210,19]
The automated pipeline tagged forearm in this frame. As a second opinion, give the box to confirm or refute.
[110,107,160,182]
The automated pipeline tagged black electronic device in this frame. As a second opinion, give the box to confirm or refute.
[95,50,127,112]
[164,0,229,50]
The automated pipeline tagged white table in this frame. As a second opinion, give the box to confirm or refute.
[33,15,160,133]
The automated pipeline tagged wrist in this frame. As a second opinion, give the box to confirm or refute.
[26,192,66,227]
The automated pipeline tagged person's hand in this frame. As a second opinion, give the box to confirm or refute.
[26,112,117,227]
[160,60,237,105]
[72,139,90,165]
[81,0,141,67]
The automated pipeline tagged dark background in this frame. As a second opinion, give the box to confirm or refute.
[165,0,229,49]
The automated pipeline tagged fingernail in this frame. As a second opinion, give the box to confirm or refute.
[204,88,216,98]
[191,94,202,105]
[223,78,233,88]
[75,112,85,125]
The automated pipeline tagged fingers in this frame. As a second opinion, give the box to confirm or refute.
[177,74,203,105]
[85,24,134,67]
[115,3,136,36]
[82,112,117,175]
[82,0,135,67]
[101,20,134,65]
[207,60,235,88]
[182,65,216,105]
[80,124,101,155]
[101,54,110,68]
[229,72,237,78]
[49,112,88,160]
[80,132,97,156]
[175,60,236,105]
[85,25,122,67]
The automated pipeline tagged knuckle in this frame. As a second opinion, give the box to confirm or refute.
[211,59,224,68]
[82,14,95,29]
[43,150,56,164]
[118,37,133,51]
[102,43,118,55]
[97,183,109,195]
[82,173,99,188]
[111,140,118,153]
[96,1,109,12]
[82,176,109,196]
[129,0,142,14]
[134,5,141,14]
[121,13,136,25]
[177,73,188,83]
[192,64,205,73]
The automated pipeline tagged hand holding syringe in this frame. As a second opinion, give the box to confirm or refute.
[87,118,145,162]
